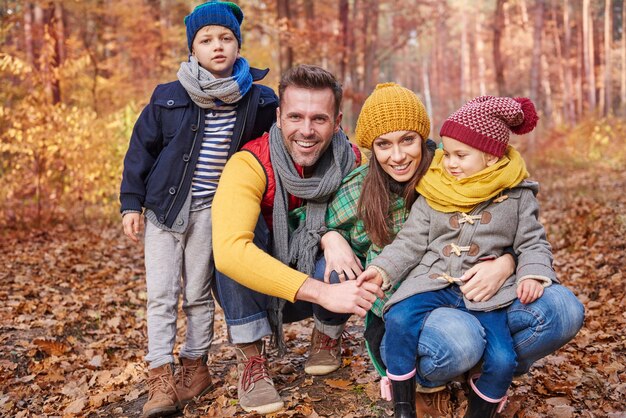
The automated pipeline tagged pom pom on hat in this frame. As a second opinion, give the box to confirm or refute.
[185,1,244,52]
[355,83,431,150]
[510,97,539,135]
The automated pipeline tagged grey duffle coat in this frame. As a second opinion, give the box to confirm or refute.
[370,180,557,313]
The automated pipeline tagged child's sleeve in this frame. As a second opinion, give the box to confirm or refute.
[369,197,431,288]
[119,90,164,213]
[513,189,557,286]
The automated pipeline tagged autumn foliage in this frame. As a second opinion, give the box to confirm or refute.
[1,1,626,417]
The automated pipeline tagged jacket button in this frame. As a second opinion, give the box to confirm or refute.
[259,97,265,105]
[191,124,198,131]
[169,187,176,195]
[176,218,184,226]
[183,154,190,162]
[158,216,165,223]
[167,100,174,106]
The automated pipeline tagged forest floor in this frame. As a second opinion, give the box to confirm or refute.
[1,162,625,418]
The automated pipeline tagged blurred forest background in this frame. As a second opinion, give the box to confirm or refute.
[1,0,626,227]
[2,2,626,417]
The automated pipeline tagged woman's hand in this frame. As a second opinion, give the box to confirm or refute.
[459,253,515,302]
[320,231,363,283]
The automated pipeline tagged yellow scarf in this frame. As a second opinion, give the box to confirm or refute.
[416,146,529,213]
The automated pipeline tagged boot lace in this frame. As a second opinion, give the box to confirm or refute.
[177,361,198,388]
[316,329,351,352]
[147,368,179,401]
[241,355,270,392]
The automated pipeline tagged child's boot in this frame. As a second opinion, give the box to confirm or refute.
[386,370,417,418]
[142,363,180,418]
[463,374,506,418]
[176,354,213,403]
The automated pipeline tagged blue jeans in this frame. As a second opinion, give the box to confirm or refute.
[379,284,583,387]
[214,216,349,344]
[383,286,515,399]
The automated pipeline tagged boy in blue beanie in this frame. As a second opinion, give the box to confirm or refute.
[119,2,277,416]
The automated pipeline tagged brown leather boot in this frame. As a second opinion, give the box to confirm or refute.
[175,355,213,403]
[415,384,452,418]
[235,341,284,414]
[304,326,343,376]
[142,363,180,418]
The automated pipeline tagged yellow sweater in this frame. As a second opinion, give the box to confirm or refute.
[212,151,309,302]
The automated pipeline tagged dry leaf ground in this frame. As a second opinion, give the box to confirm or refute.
[1,164,625,417]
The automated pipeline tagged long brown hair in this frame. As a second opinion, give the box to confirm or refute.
[357,141,434,248]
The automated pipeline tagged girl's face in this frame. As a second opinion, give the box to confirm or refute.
[372,130,423,182]
[441,136,498,179]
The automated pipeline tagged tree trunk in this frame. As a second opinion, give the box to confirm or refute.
[23,1,34,67]
[530,0,545,105]
[475,2,487,97]
[583,0,596,111]
[550,2,567,126]
[494,0,506,95]
[460,6,470,99]
[50,1,64,104]
[622,0,626,114]
[339,0,349,82]
[603,0,611,115]
[562,0,576,124]
[363,0,379,93]
[277,0,293,75]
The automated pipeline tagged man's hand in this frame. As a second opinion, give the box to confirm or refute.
[295,277,383,318]
[122,212,144,243]
[517,279,544,304]
[320,231,363,282]
[459,254,515,302]
[356,267,383,287]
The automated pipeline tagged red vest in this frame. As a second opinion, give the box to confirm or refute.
[241,132,361,229]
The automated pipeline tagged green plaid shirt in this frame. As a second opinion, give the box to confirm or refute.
[324,164,409,317]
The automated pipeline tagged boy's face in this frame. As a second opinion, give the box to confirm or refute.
[441,136,498,179]
[191,25,239,79]
[276,86,342,168]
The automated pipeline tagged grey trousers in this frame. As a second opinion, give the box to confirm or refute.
[144,208,215,368]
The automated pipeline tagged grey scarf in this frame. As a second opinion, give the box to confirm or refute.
[177,56,252,108]
[268,123,356,354]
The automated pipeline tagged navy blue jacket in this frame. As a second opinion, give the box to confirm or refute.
[120,67,278,228]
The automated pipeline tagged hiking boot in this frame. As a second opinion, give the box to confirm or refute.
[175,355,213,403]
[304,326,342,376]
[142,363,180,418]
[415,384,452,417]
[235,341,284,414]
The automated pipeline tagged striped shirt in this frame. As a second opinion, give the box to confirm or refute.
[191,105,237,200]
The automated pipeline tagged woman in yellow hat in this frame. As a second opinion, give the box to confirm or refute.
[317,83,584,417]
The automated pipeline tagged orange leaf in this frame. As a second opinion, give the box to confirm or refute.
[323,378,353,390]
[33,338,70,356]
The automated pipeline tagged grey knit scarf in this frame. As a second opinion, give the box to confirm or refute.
[177,56,252,108]
[268,123,356,354]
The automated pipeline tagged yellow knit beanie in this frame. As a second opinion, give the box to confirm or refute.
[355,82,431,149]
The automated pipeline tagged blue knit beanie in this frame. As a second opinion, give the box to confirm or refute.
[185,1,244,52]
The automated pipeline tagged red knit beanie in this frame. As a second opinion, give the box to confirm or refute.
[439,96,539,157]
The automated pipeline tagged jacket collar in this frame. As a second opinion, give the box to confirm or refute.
[250,67,269,82]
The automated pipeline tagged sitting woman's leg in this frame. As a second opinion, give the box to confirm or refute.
[507,284,584,374]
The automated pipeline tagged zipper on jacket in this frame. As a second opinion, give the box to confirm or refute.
[228,88,253,157]
[163,108,202,223]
